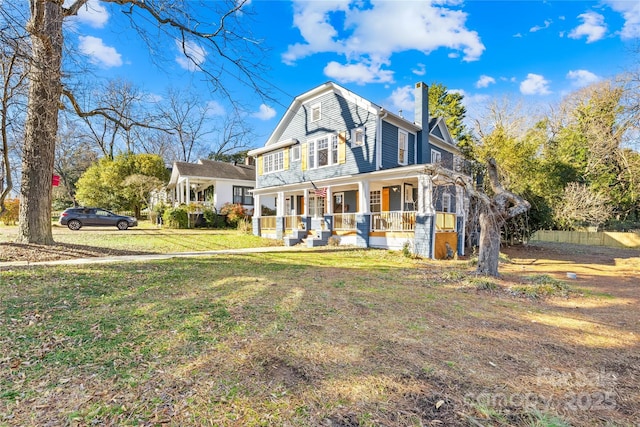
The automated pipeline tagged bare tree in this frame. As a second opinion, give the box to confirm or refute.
[0,9,29,216]
[425,159,530,277]
[555,182,613,229]
[12,0,269,244]
[54,114,99,205]
[158,87,215,163]
[78,78,151,159]
[207,113,255,161]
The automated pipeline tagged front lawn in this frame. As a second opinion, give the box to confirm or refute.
[1,246,638,426]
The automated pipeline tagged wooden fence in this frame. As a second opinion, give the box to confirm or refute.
[531,230,640,249]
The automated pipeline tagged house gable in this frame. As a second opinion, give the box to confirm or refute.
[251,83,386,189]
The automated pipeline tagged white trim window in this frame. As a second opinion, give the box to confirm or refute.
[291,144,300,161]
[233,186,254,205]
[307,134,339,169]
[263,150,284,174]
[442,192,451,213]
[398,130,408,165]
[310,102,321,122]
[370,190,381,213]
[352,127,365,147]
[431,149,442,164]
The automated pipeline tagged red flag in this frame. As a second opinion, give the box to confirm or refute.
[52,174,60,187]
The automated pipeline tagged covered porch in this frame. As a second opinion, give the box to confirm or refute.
[252,167,468,259]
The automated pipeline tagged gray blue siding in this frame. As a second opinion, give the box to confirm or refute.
[258,92,378,189]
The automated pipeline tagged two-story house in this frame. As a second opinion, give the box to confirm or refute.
[248,82,469,259]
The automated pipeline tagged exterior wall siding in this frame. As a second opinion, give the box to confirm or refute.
[429,145,454,169]
[257,92,378,189]
[380,121,419,170]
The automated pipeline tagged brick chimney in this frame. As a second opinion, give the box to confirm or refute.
[414,82,429,164]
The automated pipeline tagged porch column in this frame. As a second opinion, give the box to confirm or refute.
[276,191,285,239]
[185,177,191,205]
[456,184,466,256]
[324,186,333,231]
[302,188,311,231]
[414,173,436,259]
[325,186,333,214]
[359,180,370,214]
[252,194,261,237]
[354,180,371,248]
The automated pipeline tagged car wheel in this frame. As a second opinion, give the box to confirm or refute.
[67,220,82,231]
[117,220,129,230]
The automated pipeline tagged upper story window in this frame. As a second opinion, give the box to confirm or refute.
[431,149,442,165]
[263,150,284,174]
[291,144,300,161]
[352,127,365,147]
[310,103,321,122]
[307,134,339,169]
[233,186,254,205]
[398,130,408,165]
[442,192,452,213]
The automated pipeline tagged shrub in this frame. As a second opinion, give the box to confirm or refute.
[510,274,571,298]
[220,203,248,227]
[328,235,341,246]
[0,199,19,225]
[202,207,226,228]
[236,218,252,234]
[163,206,189,229]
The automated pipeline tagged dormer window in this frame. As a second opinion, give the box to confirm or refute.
[310,103,321,122]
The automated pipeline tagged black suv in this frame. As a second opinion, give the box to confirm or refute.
[59,207,138,230]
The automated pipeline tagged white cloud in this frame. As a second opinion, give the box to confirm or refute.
[253,104,276,120]
[530,19,552,32]
[78,36,122,67]
[476,75,496,88]
[64,0,109,28]
[520,73,551,95]
[603,0,640,39]
[387,85,414,116]
[323,61,394,85]
[568,11,607,43]
[283,0,484,84]
[412,63,427,76]
[567,69,600,88]
[176,40,208,71]
[206,101,226,116]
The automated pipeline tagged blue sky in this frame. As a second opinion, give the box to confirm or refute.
[65,0,639,147]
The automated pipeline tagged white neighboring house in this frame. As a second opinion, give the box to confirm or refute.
[159,159,274,214]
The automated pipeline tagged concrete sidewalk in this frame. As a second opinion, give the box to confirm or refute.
[0,245,303,269]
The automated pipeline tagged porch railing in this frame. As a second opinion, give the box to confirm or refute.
[371,211,416,232]
[259,216,276,230]
[333,213,357,230]
[285,215,305,230]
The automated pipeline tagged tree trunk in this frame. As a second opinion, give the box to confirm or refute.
[17,1,64,244]
[476,210,502,276]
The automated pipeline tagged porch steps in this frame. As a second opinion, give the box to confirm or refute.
[284,229,308,247]
[305,230,332,247]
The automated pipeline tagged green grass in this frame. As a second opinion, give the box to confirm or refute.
[0,222,281,254]
[0,235,635,426]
